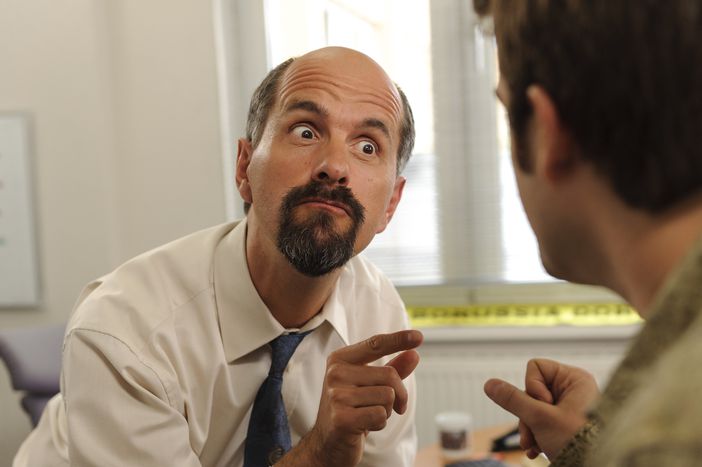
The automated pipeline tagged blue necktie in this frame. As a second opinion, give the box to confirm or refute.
[244,332,310,467]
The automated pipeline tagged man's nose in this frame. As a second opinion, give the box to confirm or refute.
[312,140,349,186]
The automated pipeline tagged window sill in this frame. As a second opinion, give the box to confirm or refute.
[419,323,641,343]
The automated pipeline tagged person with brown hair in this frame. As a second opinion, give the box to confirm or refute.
[473,1,702,466]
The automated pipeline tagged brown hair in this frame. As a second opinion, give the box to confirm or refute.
[476,0,702,212]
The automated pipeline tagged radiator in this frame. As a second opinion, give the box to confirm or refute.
[413,340,626,448]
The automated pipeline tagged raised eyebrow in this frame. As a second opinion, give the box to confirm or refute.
[360,118,391,140]
[283,99,329,118]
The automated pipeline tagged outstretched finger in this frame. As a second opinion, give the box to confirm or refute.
[332,330,423,366]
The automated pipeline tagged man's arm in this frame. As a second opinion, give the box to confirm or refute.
[62,329,202,466]
[278,330,423,467]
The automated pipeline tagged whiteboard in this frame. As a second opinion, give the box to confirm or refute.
[0,115,40,306]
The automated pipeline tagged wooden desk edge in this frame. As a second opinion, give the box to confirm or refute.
[415,423,525,466]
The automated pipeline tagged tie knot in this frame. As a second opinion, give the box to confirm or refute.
[268,331,310,376]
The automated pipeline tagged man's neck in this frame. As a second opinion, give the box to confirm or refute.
[600,195,702,317]
[245,220,342,329]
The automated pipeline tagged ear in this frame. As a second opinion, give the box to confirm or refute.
[376,176,406,234]
[236,138,254,204]
[527,85,576,183]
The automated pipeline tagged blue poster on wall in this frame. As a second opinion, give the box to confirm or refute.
[0,115,39,306]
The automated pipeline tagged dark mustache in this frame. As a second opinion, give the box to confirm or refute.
[282,181,366,223]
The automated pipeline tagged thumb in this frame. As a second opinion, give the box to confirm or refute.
[484,379,546,422]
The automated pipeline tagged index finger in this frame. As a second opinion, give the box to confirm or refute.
[525,359,555,404]
[332,330,423,365]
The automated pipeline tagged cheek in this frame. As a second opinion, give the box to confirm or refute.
[248,160,288,217]
[249,149,297,192]
[357,177,395,224]
[515,177,539,233]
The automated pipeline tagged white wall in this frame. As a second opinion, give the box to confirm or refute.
[0,0,228,463]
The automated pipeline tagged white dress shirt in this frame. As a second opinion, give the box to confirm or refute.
[14,219,416,467]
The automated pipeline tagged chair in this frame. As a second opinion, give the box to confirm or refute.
[0,324,65,426]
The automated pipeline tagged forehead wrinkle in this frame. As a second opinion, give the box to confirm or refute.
[283,99,330,118]
[278,67,403,126]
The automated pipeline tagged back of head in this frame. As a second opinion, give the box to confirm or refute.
[478,0,702,213]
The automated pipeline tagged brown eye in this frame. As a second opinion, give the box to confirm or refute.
[292,125,315,139]
[355,140,377,155]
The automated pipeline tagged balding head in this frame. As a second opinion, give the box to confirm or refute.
[245,47,415,174]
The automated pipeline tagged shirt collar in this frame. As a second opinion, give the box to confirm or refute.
[214,218,351,363]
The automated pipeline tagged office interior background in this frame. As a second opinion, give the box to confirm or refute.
[0,0,638,463]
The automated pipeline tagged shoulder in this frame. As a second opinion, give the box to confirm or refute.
[66,222,240,346]
[592,320,702,466]
[343,254,401,302]
[343,254,405,308]
[633,320,702,424]
[338,254,409,338]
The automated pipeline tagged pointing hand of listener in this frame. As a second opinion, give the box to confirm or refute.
[278,330,423,467]
[484,358,599,460]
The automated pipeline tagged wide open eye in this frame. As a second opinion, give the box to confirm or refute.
[355,140,377,155]
[291,125,315,140]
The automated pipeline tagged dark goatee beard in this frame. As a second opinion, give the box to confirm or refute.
[276,181,366,277]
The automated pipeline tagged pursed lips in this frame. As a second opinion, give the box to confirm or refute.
[298,197,352,216]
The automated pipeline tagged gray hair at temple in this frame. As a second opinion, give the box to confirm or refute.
[245,57,416,175]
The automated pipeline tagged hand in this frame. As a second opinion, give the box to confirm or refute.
[484,358,599,460]
[279,329,423,467]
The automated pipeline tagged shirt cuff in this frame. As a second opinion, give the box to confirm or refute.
[550,417,601,467]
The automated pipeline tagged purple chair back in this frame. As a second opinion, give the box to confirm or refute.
[0,324,65,426]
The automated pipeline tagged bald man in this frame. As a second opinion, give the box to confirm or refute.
[15,47,422,467]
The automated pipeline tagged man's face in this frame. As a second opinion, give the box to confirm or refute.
[238,48,405,276]
[497,71,600,282]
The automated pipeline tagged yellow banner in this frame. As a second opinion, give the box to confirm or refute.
[406,303,641,327]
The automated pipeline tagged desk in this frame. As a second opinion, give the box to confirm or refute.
[414,424,526,466]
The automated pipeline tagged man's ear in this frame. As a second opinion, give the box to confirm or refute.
[376,176,406,234]
[236,138,254,204]
[527,85,576,183]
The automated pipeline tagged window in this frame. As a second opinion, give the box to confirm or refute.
[261,0,553,287]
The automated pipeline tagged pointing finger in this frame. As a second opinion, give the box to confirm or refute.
[332,330,423,366]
